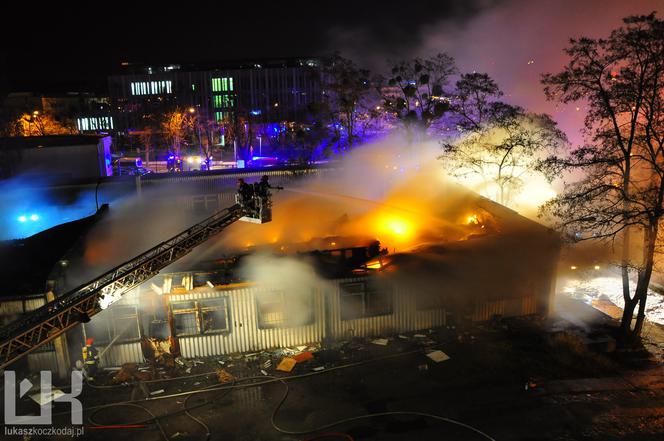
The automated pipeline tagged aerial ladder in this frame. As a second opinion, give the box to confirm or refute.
[0,189,274,370]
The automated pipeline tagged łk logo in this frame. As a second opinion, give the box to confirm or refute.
[4,370,83,425]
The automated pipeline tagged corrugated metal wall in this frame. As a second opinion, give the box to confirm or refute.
[171,287,326,358]
[84,289,145,368]
[5,276,545,373]
[77,276,548,364]
[168,277,448,358]
[327,277,447,339]
[471,295,538,321]
[0,295,64,376]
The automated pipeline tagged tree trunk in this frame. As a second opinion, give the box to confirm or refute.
[619,217,633,337]
[631,222,658,338]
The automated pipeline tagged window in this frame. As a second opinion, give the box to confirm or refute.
[213,95,222,108]
[215,111,231,122]
[340,280,392,320]
[212,77,233,92]
[171,298,230,336]
[256,291,286,328]
[112,305,141,340]
[83,304,141,344]
[130,80,172,96]
[256,290,314,329]
[77,117,114,132]
[172,301,198,336]
[201,299,229,334]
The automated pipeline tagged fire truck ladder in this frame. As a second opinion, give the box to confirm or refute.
[0,202,253,370]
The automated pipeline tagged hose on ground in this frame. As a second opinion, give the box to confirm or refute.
[84,349,496,441]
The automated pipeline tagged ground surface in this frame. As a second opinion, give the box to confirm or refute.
[13,297,664,440]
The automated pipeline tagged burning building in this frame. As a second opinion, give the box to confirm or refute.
[64,184,559,373]
[0,142,560,377]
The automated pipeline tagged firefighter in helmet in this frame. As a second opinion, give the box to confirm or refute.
[82,338,99,381]
[236,178,254,208]
[254,175,283,199]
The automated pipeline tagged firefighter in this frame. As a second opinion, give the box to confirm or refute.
[236,178,254,208]
[255,175,283,199]
[82,338,99,381]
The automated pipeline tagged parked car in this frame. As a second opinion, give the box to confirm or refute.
[114,157,151,176]
[246,156,281,168]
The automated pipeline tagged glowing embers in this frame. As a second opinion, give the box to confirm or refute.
[464,213,486,230]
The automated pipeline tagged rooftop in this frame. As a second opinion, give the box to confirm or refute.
[0,205,107,297]
[0,135,108,150]
[113,57,321,76]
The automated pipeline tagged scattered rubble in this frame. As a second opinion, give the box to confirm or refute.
[293,351,314,362]
[371,338,389,346]
[112,363,153,383]
[426,350,450,363]
[216,369,235,383]
[276,357,297,372]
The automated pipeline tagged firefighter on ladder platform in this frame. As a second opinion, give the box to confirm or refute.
[254,175,283,200]
[236,175,281,223]
[236,178,254,209]
[82,338,99,381]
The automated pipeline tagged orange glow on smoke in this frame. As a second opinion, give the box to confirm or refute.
[371,213,418,248]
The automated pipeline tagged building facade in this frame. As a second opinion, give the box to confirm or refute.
[108,59,322,137]
[2,92,113,134]
[0,135,113,179]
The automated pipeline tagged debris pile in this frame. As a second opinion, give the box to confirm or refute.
[112,363,153,383]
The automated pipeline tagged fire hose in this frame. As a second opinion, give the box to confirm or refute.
[74,350,496,441]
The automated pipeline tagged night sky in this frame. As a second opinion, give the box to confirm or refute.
[3,0,663,141]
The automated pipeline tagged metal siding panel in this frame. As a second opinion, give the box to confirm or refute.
[329,278,446,339]
[173,285,325,358]
[98,342,143,367]
[27,351,60,375]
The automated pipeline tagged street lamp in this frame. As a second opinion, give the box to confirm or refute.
[188,107,205,170]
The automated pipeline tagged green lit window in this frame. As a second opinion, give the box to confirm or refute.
[212,77,221,92]
[229,77,233,91]
[222,78,228,91]
[215,111,233,122]
[213,95,223,108]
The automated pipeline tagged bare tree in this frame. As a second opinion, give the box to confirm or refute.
[139,126,154,164]
[161,108,195,156]
[10,112,76,136]
[377,53,456,144]
[442,103,566,206]
[541,13,664,341]
[322,53,373,151]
